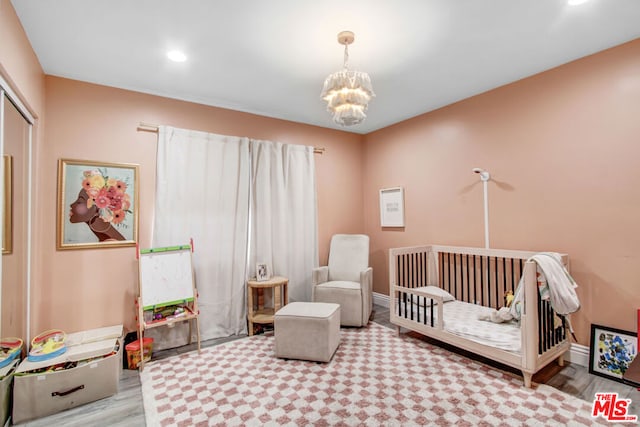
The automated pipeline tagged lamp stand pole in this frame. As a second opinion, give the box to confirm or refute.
[482,178,490,249]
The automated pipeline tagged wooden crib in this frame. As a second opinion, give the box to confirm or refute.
[389,245,570,387]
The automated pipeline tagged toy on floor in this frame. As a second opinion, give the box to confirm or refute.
[27,329,67,362]
[0,337,23,368]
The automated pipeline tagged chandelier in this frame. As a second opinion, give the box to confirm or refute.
[320,31,375,126]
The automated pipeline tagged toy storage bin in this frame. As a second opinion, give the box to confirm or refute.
[0,359,18,426]
[12,324,123,424]
[125,337,153,369]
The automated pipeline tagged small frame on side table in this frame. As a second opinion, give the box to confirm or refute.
[247,276,288,336]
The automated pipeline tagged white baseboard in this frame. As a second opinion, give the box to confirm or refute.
[373,292,389,308]
[565,343,589,367]
[372,291,589,367]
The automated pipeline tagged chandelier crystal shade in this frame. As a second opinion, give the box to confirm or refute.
[320,31,375,127]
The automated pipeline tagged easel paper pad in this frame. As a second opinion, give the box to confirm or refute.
[139,248,194,308]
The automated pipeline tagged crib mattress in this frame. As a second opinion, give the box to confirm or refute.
[398,300,522,353]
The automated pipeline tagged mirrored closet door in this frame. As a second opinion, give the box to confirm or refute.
[1,86,33,341]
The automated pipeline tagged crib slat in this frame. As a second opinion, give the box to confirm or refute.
[430,298,434,326]
[495,257,499,309]
[538,291,544,354]
[452,253,457,298]
[486,256,490,306]
[510,258,515,292]
[501,257,506,294]
[438,253,442,288]
[447,252,452,294]
[417,252,422,288]
[465,254,469,303]
[552,305,556,348]
[410,253,414,287]
[472,255,476,304]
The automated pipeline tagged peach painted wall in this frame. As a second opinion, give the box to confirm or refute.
[38,76,364,335]
[363,39,640,345]
[0,0,45,341]
[0,0,45,115]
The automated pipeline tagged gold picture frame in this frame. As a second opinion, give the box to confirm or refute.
[57,159,139,250]
[2,155,12,254]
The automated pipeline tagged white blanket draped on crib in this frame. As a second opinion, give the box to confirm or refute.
[510,252,580,319]
[480,252,580,328]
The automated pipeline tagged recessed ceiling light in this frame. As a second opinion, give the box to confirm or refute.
[568,0,589,5]
[167,50,187,62]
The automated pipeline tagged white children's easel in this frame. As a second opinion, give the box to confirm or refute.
[136,241,201,370]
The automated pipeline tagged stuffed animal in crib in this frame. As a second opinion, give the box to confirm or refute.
[478,290,516,323]
[504,290,514,308]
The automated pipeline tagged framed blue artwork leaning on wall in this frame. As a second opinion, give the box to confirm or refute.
[57,159,139,250]
[589,323,637,384]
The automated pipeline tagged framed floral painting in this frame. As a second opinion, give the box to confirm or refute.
[57,159,139,250]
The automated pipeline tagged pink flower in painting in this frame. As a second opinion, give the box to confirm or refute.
[81,169,133,226]
[109,194,123,211]
[111,209,126,224]
[94,189,110,209]
[85,187,100,205]
[115,180,128,192]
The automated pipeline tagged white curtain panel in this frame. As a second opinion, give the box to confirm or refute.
[152,126,250,346]
[249,140,318,302]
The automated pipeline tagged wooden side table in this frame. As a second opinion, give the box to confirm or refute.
[247,276,288,336]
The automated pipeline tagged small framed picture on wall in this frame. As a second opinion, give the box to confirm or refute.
[256,263,270,282]
[379,187,405,227]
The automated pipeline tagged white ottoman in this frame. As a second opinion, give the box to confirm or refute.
[274,302,340,362]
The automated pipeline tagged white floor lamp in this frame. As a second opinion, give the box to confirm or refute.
[472,168,491,249]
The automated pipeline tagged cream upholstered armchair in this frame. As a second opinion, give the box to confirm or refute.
[312,234,372,327]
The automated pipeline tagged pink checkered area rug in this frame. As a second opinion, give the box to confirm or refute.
[140,323,606,426]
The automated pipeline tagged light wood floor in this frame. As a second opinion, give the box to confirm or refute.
[16,304,639,426]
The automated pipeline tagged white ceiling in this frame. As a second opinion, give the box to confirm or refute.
[10,0,640,134]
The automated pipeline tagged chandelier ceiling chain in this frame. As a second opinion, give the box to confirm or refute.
[342,43,349,70]
[320,30,375,127]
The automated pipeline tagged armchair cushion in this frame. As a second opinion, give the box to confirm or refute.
[316,280,361,291]
[328,235,369,282]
